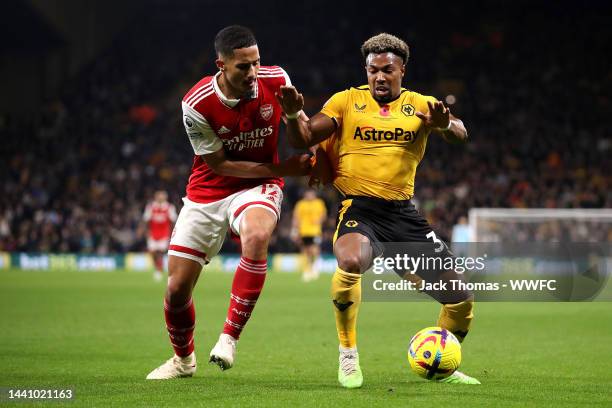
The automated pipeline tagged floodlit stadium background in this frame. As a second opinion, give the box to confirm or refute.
[1,0,610,271]
[1,2,611,407]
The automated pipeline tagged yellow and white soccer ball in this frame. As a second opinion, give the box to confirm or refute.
[408,326,462,380]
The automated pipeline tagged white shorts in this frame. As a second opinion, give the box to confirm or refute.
[148,237,170,252]
[168,183,283,266]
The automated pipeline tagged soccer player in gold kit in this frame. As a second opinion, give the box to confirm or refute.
[277,33,479,387]
[292,189,327,282]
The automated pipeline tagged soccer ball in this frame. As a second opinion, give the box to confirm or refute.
[407,326,461,380]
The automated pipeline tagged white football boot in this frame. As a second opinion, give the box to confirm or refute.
[153,270,163,282]
[209,333,237,370]
[438,370,481,384]
[146,352,196,379]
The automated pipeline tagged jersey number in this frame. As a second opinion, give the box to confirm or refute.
[426,231,445,253]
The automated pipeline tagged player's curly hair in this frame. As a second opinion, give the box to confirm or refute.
[361,33,410,65]
[214,25,257,57]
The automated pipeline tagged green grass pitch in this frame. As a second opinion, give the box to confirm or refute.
[0,269,611,407]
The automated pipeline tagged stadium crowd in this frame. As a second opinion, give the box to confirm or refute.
[1,3,610,253]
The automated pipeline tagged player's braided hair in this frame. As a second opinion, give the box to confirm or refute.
[214,25,257,57]
[361,33,410,65]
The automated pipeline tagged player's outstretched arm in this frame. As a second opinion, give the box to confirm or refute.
[203,148,311,178]
[276,86,336,148]
[308,145,335,187]
[416,100,468,144]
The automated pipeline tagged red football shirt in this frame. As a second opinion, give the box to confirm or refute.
[143,202,177,240]
[181,66,290,203]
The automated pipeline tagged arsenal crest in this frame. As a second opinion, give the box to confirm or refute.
[260,104,274,121]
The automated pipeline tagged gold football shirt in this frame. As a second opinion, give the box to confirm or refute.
[320,85,436,200]
[294,198,327,237]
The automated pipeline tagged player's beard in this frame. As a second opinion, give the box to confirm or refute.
[242,78,257,99]
[373,94,393,103]
[244,88,255,99]
[372,86,394,103]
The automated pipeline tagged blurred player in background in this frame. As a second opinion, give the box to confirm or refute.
[143,191,177,281]
[147,25,310,380]
[277,33,479,387]
[292,189,327,282]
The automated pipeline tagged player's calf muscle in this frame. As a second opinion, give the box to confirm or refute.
[166,256,201,304]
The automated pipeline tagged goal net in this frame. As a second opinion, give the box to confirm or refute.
[462,208,612,301]
[468,208,612,243]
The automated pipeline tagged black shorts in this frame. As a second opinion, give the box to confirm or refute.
[334,195,468,303]
[301,236,321,246]
[334,195,455,265]
[335,196,445,248]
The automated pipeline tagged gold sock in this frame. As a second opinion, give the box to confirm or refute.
[299,254,311,280]
[331,267,361,349]
[437,299,474,342]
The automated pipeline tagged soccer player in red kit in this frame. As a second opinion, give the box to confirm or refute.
[147,25,310,379]
[143,190,177,281]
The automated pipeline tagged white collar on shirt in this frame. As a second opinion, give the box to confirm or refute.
[213,71,258,108]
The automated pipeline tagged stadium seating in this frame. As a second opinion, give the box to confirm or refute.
[0,3,609,253]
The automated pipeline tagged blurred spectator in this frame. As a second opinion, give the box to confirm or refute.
[0,2,610,253]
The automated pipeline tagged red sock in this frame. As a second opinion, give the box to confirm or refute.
[223,257,267,340]
[164,297,195,357]
[154,254,164,272]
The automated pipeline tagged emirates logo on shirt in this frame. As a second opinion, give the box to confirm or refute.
[222,126,274,151]
[260,104,274,121]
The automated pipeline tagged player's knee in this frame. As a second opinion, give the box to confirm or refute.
[166,275,193,304]
[241,228,272,252]
[337,254,363,274]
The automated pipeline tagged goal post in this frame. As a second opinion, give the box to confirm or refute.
[468,208,612,242]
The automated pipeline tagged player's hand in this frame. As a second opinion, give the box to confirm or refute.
[278,154,312,177]
[275,86,304,117]
[416,100,451,130]
[308,147,335,188]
